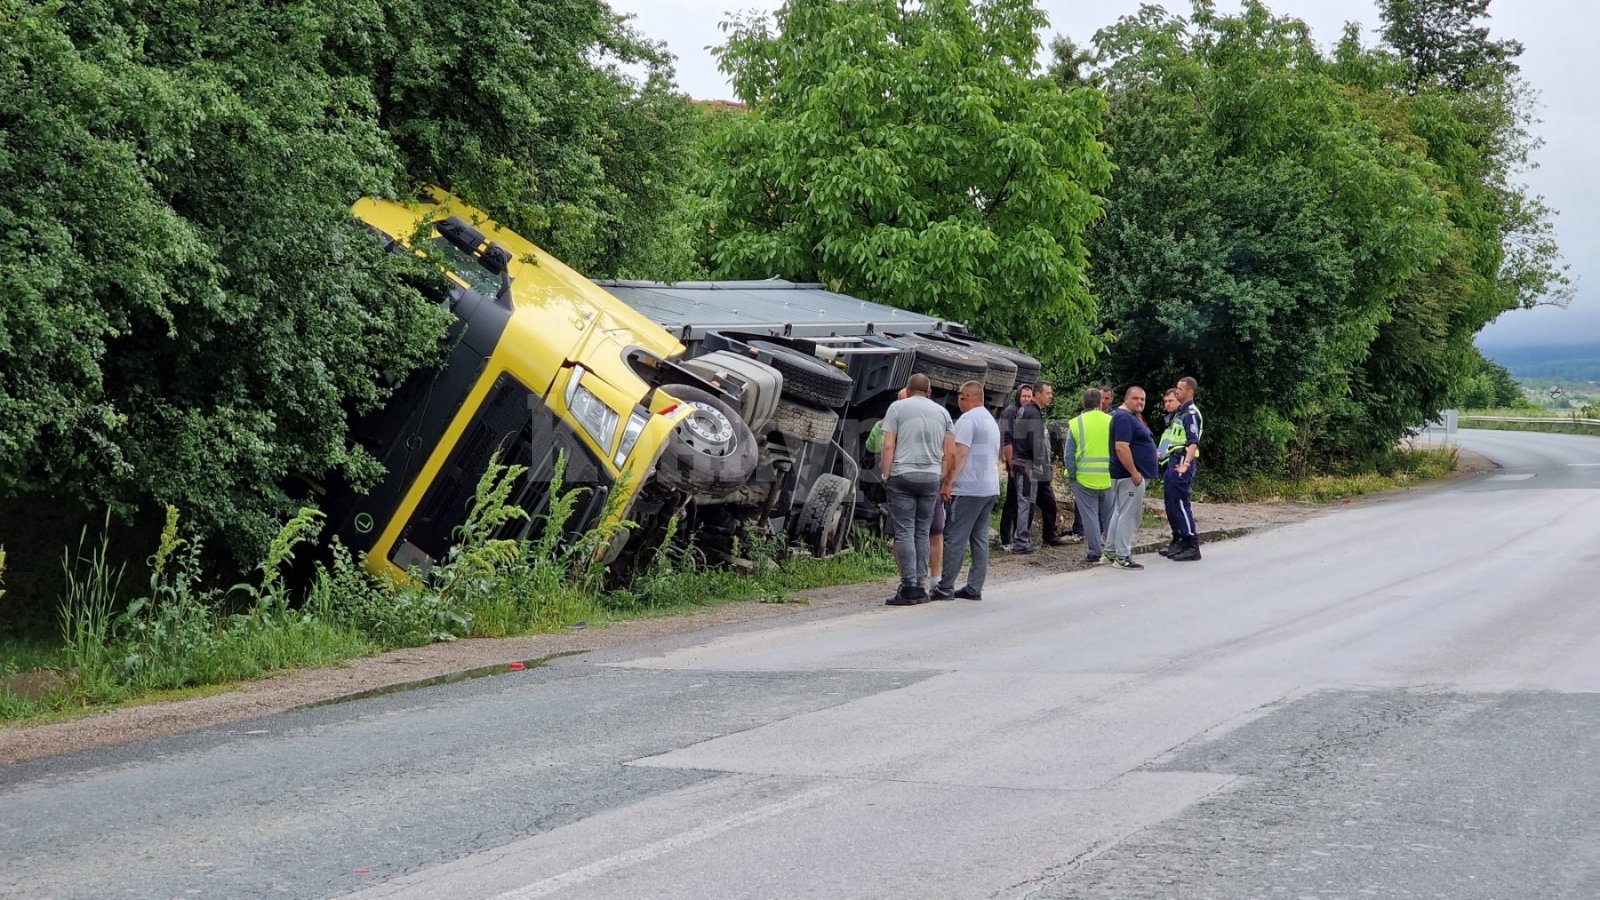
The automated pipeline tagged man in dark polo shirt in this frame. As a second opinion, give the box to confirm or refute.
[1104,385,1158,570]
[996,384,1031,550]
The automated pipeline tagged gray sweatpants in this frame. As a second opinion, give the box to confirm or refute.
[938,494,997,593]
[1105,476,1147,559]
[887,472,941,590]
[1070,482,1114,558]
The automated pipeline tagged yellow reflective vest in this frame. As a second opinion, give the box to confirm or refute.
[1068,410,1113,490]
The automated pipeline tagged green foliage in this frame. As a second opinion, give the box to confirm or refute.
[1379,0,1524,94]
[305,540,433,647]
[699,0,1111,369]
[1462,419,1600,438]
[325,0,704,279]
[57,519,124,699]
[0,0,447,565]
[0,0,707,595]
[5,466,896,721]
[1203,446,1458,503]
[1085,1,1563,477]
[1088,2,1453,475]
[1451,348,1527,408]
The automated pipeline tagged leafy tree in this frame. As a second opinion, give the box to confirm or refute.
[1451,348,1526,408]
[698,0,1111,369]
[1046,35,1095,89]
[1086,2,1452,473]
[1344,0,1570,448]
[1,0,708,593]
[1376,0,1571,312]
[1,0,445,560]
[322,0,704,279]
[1379,0,1523,94]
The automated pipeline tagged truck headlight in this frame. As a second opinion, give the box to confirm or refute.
[568,383,621,453]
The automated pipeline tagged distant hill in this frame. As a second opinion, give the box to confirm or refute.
[1479,343,1600,383]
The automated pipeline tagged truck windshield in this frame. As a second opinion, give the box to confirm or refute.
[426,236,504,298]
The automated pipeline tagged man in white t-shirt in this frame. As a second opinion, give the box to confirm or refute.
[933,381,1002,601]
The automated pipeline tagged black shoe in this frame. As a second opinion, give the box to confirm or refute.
[1012,545,1035,555]
[1079,554,1101,566]
[1045,537,1068,547]
[903,585,930,603]
[954,586,983,600]
[1169,541,1202,562]
[1108,556,1144,570]
[1157,540,1180,558]
[886,594,916,606]
[930,587,956,601]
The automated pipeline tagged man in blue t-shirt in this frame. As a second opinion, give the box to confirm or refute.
[1105,385,1158,570]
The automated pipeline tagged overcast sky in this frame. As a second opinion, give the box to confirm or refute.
[607,0,1597,349]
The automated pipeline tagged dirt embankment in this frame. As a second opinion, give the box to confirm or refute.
[0,449,1494,767]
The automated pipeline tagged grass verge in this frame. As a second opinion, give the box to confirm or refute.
[1199,446,1460,504]
[1,459,895,724]
[1460,420,1600,438]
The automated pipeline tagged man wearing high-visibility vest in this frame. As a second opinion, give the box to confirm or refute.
[1161,375,1205,561]
[1060,387,1115,565]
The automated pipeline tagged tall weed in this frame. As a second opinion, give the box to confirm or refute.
[58,518,124,701]
[450,454,621,636]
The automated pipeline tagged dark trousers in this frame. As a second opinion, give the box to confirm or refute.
[999,465,1057,544]
[999,469,1020,544]
[1164,460,1197,540]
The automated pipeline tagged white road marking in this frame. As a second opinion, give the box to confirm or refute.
[488,783,844,899]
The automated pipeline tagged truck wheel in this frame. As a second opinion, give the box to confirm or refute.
[747,340,854,409]
[655,385,759,498]
[893,337,989,392]
[794,473,853,557]
[944,342,1018,394]
[946,336,1042,388]
[770,397,840,445]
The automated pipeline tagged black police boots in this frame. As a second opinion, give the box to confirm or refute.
[1168,537,1202,562]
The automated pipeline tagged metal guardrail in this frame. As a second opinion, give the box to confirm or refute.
[1461,415,1600,427]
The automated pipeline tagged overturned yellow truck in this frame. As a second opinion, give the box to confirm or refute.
[327,188,1040,579]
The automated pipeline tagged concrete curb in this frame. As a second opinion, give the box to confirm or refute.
[1132,524,1264,555]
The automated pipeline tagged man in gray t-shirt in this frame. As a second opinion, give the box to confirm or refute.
[880,373,955,605]
[934,380,1001,600]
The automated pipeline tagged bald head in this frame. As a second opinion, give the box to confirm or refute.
[906,373,932,396]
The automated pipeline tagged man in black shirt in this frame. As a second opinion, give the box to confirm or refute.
[996,384,1031,550]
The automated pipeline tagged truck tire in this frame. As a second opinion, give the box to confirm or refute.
[794,473,853,557]
[946,336,1042,388]
[770,397,839,445]
[655,385,759,498]
[952,342,1019,394]
[893,337,989,392]
[747,340,854,409]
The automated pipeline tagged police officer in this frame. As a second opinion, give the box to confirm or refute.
[1161,376,1204,561]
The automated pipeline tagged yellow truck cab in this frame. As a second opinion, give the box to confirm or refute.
[332,188,759,580]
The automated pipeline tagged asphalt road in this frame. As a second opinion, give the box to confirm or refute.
[4,429,1598,900]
